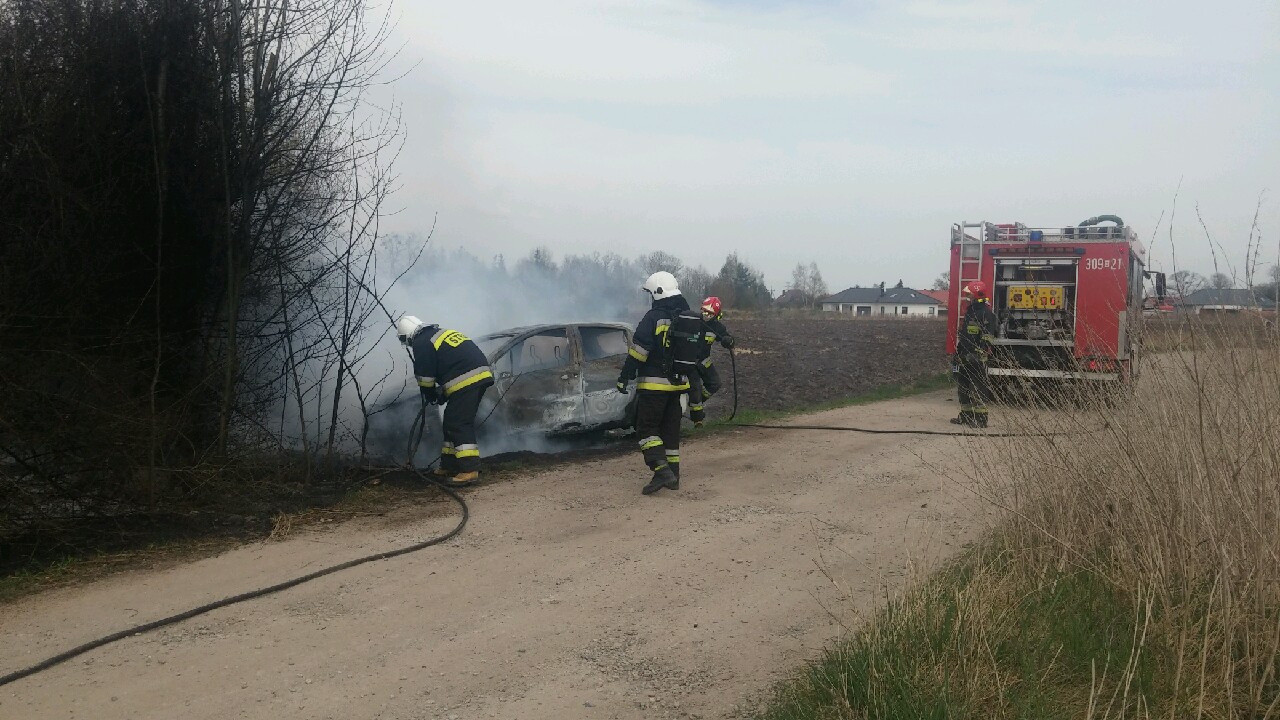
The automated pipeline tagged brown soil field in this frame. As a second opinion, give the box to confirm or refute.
[705,316,948,417]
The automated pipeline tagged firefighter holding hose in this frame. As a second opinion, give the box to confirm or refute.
[687,296,734,426]
[395,315,494,485]
[951,282,997,428]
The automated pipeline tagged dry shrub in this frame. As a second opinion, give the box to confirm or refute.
[974,314,1280,717]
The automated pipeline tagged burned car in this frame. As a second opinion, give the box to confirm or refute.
[365,322,654,462]
[473,323,635,437]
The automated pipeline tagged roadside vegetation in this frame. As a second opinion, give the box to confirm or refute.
[759,314,1280,718]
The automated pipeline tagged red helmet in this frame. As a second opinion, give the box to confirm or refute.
[962,281,988,301]
[701,296,722,319]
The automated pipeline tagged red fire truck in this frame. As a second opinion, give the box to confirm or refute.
[946,216,1162,386]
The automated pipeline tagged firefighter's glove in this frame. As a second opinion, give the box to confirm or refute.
[615,378,629,394]
[720,334,735,349]
[421,387,440,406]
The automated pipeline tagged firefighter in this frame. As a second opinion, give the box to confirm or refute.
[616,271,693,495]
[687,296,735,426]
[395,315,495,485]
[951,282,998,428]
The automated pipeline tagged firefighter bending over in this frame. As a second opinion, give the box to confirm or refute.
[616,271,697,495]
[396,315,495,485]
[687,296,735,426]
[951,282,997,428]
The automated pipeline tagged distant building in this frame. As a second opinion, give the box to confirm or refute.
[918,289,949,319]
[820,287,941,318]
[773,288,810,308]
[1179,289,1277,314]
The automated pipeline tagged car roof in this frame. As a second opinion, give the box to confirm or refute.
[476,322,630,341]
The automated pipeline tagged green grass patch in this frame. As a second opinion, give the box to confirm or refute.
[696,373,952,434]
[757,546,1163,720]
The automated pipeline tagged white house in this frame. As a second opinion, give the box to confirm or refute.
[820,287,942,317]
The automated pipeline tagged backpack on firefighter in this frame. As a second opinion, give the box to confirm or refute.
[661,308,705,379]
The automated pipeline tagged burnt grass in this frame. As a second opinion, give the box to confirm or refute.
[1,316,947,583]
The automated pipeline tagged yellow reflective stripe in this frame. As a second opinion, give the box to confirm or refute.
[417,376,436,388]
[639,436,663,450]
[700,358,713,368]
[689,404,703,411]
[432,329,470,350]
[443,367,493,395]
[637,380,690,392]
[441,444,456,456]
[665,449,680,462]
[628,345,648,361]
[455,444,480,459]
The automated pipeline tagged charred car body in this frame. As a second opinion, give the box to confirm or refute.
[368,322,638,462]
[473,322,636,437]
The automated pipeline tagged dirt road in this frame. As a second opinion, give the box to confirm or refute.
[1,391,992,720]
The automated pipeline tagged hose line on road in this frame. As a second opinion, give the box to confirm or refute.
[0,471,468,689]
[727,422,1074,438]
[1,365,540,688]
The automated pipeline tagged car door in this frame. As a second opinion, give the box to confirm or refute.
[576,324,634,429]
[487,327,585,435]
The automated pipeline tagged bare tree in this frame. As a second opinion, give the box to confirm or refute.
[1209,272,1233,290]
[1170,270,1206,298]
[932,272,950,291]
[807,262,828,307]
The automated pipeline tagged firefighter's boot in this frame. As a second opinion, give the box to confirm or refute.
[973,412,989,429]
[447,471,480,487]
[950,411,976,427]
[669,461,680,490]
[643,466,678,495]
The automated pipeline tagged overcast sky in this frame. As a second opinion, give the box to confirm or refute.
[377,0,1280,293]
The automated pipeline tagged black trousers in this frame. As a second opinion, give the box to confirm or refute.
[698,361,721,396]
[441,383,490,473]
[635,390,683,475]
[955,357,991,417]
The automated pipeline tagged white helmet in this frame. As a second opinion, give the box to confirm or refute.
[394,315,427,346]
[642,271,681,300]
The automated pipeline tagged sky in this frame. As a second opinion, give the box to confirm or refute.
[374,0,1280,294]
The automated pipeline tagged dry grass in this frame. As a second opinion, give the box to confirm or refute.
[760,315,1280,719]
[977,315,1280,717]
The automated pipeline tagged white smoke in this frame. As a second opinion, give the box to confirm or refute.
[345,239,710,463]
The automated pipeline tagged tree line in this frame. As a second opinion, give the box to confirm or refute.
[0,0,406,549]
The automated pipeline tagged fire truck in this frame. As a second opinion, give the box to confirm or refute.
[946,216,1163,386]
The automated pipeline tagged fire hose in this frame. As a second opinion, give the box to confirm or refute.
[2,339,1069,686]
[0,367,540,688]
[721,345,1088,439]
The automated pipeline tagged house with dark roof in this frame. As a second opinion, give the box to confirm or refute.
[820,287,942,318]
[773,288,811,308]
[1180,289,1277,314]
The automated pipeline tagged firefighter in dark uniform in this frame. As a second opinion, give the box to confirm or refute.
[951,281,998,428]
[396,315,494,485]
[616,271,691,495]
[688,296,734,426]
